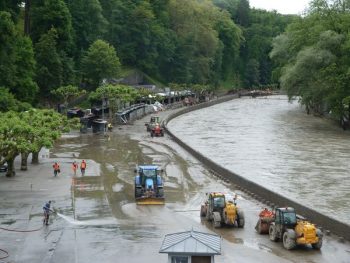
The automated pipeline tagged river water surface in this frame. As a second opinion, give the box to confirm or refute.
[169,96,350,224]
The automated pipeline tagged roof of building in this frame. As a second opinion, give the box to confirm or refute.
[159,230,221,255]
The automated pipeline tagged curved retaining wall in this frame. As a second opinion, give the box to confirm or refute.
[163,95,350,242]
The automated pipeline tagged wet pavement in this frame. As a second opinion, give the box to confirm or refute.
[0,106,350,263]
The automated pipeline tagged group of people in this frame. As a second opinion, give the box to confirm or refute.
[52,160,87,177]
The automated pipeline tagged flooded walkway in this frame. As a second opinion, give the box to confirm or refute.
[169,96,350,224]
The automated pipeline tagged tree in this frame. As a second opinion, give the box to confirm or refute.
[82,40,121,88]
[0,109,79,176]
[245,59,260,87]
[0,11,38,103]
[51,85,86,111]
[0,88,32,112]
[0,0,22,22]
[30,0,74,53]
[35,27,63,97]
[0,112,33,176]
[270,0,350,119]
[89,85,138,122]
[66,0,108,55]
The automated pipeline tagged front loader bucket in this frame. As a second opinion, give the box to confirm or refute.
[136,197,165,205]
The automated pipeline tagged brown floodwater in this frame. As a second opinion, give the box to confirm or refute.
[169,95,350,224]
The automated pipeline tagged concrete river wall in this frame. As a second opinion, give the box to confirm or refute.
[163,95,350,241]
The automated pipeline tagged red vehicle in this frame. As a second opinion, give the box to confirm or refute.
[151,123,164,137]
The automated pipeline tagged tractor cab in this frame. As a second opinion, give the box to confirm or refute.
[207,193,226,212]
[275,207,297,227]
[134,165,164,205]
[201,192,244,228]
[150,116,160,123]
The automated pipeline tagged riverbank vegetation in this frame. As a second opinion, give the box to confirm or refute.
[271,0,350,122]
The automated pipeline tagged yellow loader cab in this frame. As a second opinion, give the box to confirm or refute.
[269,207,323,250]
[200,192,244,228]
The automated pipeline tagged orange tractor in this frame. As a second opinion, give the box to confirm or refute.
[150,123,164,137]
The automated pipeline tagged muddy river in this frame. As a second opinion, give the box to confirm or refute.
[169,96,350,224]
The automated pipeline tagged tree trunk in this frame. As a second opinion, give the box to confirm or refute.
[21,152,29,171]
[6,158,16,177]
[24,0,31,35]
[32,151,39,164]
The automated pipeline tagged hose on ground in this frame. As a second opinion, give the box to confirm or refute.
[0,225,44,260]
[0,226,43,232]
[0,248,9,260]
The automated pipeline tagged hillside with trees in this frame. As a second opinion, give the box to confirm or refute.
[2,1,350,176]
[0,0,294,106]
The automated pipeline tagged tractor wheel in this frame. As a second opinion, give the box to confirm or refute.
[157,188,164,197]
[200,205,207,217]
[213,212,221,228]
[256,219,263,234]
[269,225,278,242]
[283,231,296,250]
[237,209,245,228]
[312,238,323,249]
[135,188,142,198]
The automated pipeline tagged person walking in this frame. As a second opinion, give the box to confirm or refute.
[72,161,78,176]
[53,162,60,177]
[80,160,87,176]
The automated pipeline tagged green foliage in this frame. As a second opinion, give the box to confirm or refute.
[89,84,138,122]
[30,0,74,53]
[0,0,21,21]
[82,39,121,88]
[65,0,108,54]
[0,11,38,103]
[51,85,86,107]
[35,27,63,96]
[271,0,350,118]
[0,109,79,176]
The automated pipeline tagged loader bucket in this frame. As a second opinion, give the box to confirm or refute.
[136,197,165,205]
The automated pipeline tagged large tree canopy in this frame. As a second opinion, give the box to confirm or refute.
[82,39,121,88]
[271,0,350,119]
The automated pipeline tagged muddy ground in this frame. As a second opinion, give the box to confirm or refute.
[0,109,350,263]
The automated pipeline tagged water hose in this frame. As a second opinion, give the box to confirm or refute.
[0,226,43,232]
[0,248,9,260]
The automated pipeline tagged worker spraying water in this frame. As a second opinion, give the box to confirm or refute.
[43,201,55,225]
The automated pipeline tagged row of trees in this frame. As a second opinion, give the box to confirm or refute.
[271,0,350,121]
[0,0,295,108]
[0,109,79,177]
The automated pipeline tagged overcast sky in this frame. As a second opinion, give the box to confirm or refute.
[250,0,311,14]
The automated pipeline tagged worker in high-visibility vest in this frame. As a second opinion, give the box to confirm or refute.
[52,162,60,177]
[80,160,87,176]
[72,161,78,176]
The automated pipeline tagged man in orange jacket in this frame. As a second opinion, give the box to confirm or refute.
[80,160,86,176]
[53,162,60,177]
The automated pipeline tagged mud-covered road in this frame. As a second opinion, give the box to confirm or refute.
[0,109,350,263]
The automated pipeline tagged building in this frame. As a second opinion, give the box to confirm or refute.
[159,230,221,263]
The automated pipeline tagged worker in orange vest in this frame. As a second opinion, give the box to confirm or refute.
[72,161,78,176]
[80,160,87,176]
[53,162,60,177]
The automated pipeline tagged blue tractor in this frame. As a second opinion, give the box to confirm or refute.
[134,165,164,205]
